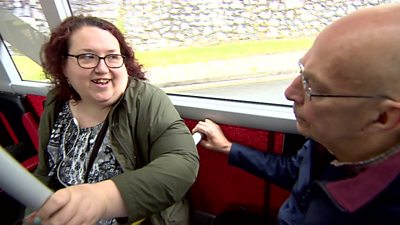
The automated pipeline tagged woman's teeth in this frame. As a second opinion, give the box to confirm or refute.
[93,79,110,85]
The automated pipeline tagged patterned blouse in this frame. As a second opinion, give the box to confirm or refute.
[47,102,123,225]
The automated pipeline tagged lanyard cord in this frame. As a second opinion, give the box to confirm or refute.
[83,119,109,183]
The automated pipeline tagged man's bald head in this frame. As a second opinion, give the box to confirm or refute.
[303,4,400,98]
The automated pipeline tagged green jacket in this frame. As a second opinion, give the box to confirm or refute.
[34,78,199,225]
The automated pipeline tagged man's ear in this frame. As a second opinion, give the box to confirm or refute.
[364,100,400,132]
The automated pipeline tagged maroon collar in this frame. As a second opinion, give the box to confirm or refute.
[324,150,400,212]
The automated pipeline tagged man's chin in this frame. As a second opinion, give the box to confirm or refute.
[296,123,310,138]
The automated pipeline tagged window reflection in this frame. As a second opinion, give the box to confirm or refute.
[6,41,45,82]
[0,0,48,82]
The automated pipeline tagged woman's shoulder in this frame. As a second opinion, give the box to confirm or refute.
[119,78,178,120]
[125,78,168,98]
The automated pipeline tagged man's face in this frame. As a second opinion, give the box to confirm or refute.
[285,5,400,162]
[283,30,381,155]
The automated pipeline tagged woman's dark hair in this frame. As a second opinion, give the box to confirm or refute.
[41,15,146,102]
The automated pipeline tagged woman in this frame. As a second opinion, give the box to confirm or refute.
[26,15,199,225]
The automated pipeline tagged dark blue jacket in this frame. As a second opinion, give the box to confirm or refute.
[229,140,400,225]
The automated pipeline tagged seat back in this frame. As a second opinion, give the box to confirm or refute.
[0,111,38,172]
[0,92,34,150]
[22,112,39,151]
[184,119,286,224]
[0,111,19,145]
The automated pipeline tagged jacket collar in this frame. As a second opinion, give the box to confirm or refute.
[322,149,400,212]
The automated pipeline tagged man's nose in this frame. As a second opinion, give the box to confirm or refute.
[284,75,305,104]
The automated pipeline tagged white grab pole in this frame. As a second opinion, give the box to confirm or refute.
[192,132,203,145]
[0,146,53,210]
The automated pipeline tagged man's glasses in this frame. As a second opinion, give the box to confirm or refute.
[298,61,390,101]
[67,53,125,69]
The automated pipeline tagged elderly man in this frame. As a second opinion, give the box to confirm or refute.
[193,4,400,225]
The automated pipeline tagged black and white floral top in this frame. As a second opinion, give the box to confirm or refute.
[47,102,123,225]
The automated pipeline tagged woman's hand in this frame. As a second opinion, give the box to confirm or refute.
[26,180,126,225]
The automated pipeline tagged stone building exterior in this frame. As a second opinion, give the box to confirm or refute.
[1,0,399,51]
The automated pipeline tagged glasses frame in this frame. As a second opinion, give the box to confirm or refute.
[67,53,125,69]
[298,61,390,101]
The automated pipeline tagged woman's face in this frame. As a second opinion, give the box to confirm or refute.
[63,26,129,107]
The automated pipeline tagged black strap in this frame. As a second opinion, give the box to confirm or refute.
[84,119,109,182]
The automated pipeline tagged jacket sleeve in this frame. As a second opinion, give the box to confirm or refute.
[228,141,310,190]
[110,84,199,223]
[25,93,56,216]
[33,93,57,187]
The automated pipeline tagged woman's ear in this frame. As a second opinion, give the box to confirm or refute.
[364,100,400,133]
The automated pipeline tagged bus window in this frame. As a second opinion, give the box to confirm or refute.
[2,1,400,105]
[0,1,48,82]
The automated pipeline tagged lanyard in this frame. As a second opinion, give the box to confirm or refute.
[83,119,109,183]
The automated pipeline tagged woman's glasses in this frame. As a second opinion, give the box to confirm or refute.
[67,53,125,69]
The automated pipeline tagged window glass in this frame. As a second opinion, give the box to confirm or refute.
[68,0,400,105]
[5,40,45,82]
[0,0,48,82]
[2,0,400,105]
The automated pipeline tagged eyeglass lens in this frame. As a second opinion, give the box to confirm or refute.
[77,54,124,68]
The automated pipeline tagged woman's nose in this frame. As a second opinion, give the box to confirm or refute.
[94,58,109,73]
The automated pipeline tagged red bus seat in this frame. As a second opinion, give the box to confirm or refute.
[184,119,288,224]
[0,112,38,172]
[22,112,39,151]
